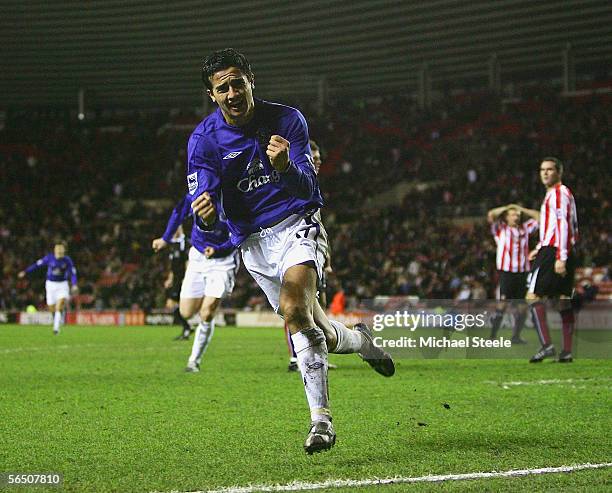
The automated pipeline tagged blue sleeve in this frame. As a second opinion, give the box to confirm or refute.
[25,255,49,274]
[186,132,221,230]
[66,256,78,285]
[278,110,318,200]
[209,238,236,259]
[162,195,191,242]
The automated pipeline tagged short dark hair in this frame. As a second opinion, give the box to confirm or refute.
[542,156,564,174]
[309,139,320,153]
[201,48,253,90]
[54,240,67,248]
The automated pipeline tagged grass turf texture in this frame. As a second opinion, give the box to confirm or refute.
[1,324,610,493]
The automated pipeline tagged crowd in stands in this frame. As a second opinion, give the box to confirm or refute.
[0,85,609,311]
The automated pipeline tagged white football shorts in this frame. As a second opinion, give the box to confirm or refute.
[313,209,330,268]
[180,247,239,299]
[45,280,70,306]
[241,213,324,313]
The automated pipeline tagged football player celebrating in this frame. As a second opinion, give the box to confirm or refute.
[188,48,394,454]
[18,241,78,335]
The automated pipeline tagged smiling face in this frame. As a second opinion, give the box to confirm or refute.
[207,67,255,127]
[540,160,561,189]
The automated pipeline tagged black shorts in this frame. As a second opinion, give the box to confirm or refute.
[498,271,528,299]
[165,285,181,302]
[527,246,576,298]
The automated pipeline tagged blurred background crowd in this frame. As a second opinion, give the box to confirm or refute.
[1,85,610,311]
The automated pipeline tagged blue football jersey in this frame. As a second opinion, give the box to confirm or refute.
[161,194,235,259]
[186,98,323,246]
[25,254,77,284]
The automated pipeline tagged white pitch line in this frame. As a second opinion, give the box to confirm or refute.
[0,343,102,354]
[484,378,612,389]
[157,462,612,493]
[0,343,185,355]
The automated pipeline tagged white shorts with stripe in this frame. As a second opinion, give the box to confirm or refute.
[45,280,70,306]
[180,247,239,299]
[241,213,324,313]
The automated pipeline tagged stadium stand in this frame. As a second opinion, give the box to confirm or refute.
[1,88,609,311]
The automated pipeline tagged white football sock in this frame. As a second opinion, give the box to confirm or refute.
[329,319,364,354]
[291,327,331,422]
[53,311,62,332]
[188,321,215,365]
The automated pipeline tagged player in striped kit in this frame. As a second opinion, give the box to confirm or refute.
[18,241,78,335]
[527,157,579,363]
[487,204,539,342]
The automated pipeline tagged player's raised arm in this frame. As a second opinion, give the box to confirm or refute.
[271,111,318,200]
[514,204,540,222]
[21,255,50,277]
[487,205,509,223]
[162,194,192,243]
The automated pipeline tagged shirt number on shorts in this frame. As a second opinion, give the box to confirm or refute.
[295,216,320,241]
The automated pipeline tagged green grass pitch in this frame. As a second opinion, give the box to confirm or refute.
[1,324,610,492]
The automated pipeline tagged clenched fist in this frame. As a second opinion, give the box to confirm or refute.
[152,238,168,252]
[192,192,217,225]
[266,135,290,172]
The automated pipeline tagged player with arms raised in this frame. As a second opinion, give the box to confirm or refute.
[18,241,78,335]
[527,157,579,363]
[487,203,539,342]
[188,48,394,454]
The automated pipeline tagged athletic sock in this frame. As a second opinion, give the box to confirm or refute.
[530,302,551,346]
[489,308,504,338]
[512,311,527,339]
[560,308,575,353]
[188,321,215,365]
[291,327,331,422]
[328,319,364,354]
[285,322,297,359]
[53,311,61,332]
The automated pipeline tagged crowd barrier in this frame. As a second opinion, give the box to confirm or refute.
[0,303,610,330]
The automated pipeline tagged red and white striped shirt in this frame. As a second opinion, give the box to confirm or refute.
[537,183,578,261]
[492,219,538,272]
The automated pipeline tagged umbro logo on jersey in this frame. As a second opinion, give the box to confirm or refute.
[223,151,243,160]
